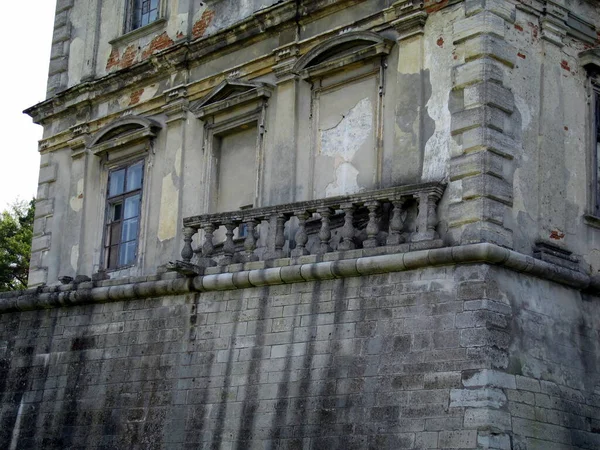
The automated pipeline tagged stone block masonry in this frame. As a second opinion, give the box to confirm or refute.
[1,262,599,448]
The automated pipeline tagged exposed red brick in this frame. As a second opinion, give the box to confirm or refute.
[560,60,571,72]
[437,37,444,48]
[129,89,144,106]
[106,47,121,71]
[517,52,526,59]
[176,31,184,39]
[192,9,215,39]
[514,23,524,32]
[425,0,448,14]
[550,230,565,240]
[121,45,138,69]
[141,32,174,59]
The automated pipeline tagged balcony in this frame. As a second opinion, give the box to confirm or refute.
[176,182,445,275]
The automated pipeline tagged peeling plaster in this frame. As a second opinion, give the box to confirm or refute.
[69,179,84,212]
[326,162,360,198]
[514,94,531,131]
[158,173,178,242]
[321,97,373,159]
[421,23,454,182]
[320,97,372,196]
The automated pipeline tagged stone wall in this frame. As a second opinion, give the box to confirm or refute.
[1,262,599,449]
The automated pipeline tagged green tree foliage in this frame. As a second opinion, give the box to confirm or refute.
[0,199,35,291]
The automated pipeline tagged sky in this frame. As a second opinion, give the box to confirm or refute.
[0,1,57,211]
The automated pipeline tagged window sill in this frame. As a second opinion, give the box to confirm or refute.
[109,18,168,47]
[584,213,600,229]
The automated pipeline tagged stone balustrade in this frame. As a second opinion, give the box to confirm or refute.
[180,182,445,269]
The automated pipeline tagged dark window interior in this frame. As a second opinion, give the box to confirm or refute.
[130,0,159,31]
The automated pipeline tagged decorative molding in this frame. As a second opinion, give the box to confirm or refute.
[391,10,428,41]
[162,85,189,123]
[88,116,162,159]
[190,80,274,119]
[2,243,597,313]
[292,31,393,79]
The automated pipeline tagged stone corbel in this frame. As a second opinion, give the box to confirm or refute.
[272,43,300,83]
[390,0,427,41]
[162,85,189,123]
[69,123,91,159]
[540,1,568,46]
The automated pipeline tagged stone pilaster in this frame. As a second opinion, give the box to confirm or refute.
[47,0,74,96]
[536,2,570,249]
[160,86,190,263]
[268,44,300,205]
[28,144,58,287]
[388,2,430,186]
[448,0,518,249]
[57,125,91,280]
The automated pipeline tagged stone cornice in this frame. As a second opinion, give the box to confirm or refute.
[24,0,439,129]
[516,0,597,44]
[1,243,597,313]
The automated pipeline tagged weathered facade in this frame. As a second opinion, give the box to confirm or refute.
[2,0,600,448]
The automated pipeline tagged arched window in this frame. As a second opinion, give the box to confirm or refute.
[88,116,162,270]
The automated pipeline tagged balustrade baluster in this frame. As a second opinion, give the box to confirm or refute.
[181,227,196,262]
[243,219,258,262]
[274,214,287,258]
[222,220,237,264]
[318,207,333,254]
[338,203,356,251]
[386,199,406,245]
[202,224,216,258]
[291,211,310,257]
[427,192,440,237]
[412,192,439,242]
[363,201,380,248]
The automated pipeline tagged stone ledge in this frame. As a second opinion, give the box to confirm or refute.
[1,243,597,313]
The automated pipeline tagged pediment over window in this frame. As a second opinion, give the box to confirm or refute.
[88,116,162,160]
[191,80,274,120]
[293,31,394,79]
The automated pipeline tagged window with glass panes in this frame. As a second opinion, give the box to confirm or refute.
[130,0,159,31]
[105,161,144,269]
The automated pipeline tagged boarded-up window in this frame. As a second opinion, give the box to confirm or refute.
[314,75,379,198]
[215,127,257,212]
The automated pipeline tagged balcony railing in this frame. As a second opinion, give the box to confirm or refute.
[178,182,445,272]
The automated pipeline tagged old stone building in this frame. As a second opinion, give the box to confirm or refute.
[2,0,600,448]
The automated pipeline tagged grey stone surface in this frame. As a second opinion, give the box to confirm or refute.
[12,0,600,447]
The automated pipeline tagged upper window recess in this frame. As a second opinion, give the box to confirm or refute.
[130,0,160,31]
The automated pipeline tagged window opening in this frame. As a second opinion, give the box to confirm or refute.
[105,160,144,269]
[131,0,159,31]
